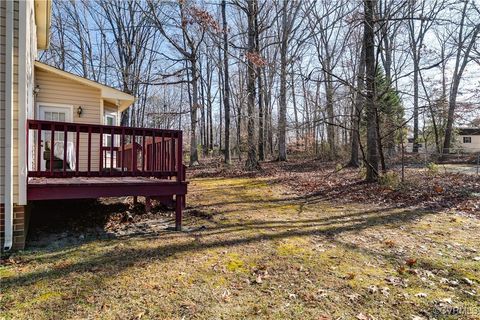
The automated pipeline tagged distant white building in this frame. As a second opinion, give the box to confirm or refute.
[405,127,480,154]
[455,128,480,153]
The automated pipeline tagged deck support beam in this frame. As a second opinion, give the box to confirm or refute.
[175,195,183,231]
[145,196,152,213]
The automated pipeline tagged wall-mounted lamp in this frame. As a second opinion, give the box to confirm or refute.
[77,106,83,117]
[33,85,40,96]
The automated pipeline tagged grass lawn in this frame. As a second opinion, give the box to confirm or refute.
[1,173,480,319]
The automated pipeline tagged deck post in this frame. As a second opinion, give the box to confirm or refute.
[145,196,152,213]
[175,194,182,231]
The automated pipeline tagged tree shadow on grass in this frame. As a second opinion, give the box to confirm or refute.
[6,202,471,319]
[4,206,434,289]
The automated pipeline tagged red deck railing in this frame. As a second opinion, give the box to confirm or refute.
[27,119,184,181]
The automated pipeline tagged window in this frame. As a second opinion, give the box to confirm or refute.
[39,105,72,146]
[463,137,472,143]
[105,115,115,126]
[104,114,117,147]
[44,111,66,142]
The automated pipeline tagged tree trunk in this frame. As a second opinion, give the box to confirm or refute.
[348,41,365,168]
[324,69,336,159]
[364,0,378,182]
[245,0,260,170]
[412,58,419,153]
[278,0,288,161]
[221,0,231,164]
[443,79,460,155]
[256,9,265,162]
[291,63,299,147]
[206,58,213,151]
[189,60,200,166]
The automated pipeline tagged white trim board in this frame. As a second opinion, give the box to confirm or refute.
[18,0,27,205]
[36,102,74,121]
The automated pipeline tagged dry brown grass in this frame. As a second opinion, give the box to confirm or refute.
[1,166,480,319]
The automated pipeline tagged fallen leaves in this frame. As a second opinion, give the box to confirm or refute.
[345,272,356,280]
[384,240,396,248]
[356,313,376,320]
[405,258,417,267]
[191,159,480,215]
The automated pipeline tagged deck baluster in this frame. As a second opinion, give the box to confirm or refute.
[171,133,175,178]
[177,132,183,181]
[152,131,156,173]
[87,127,92,176]
[99,127,103,176]
[75,125,80,175]
[142,130,146,173]
[49,124,55,174]
[110,127,114,174]
[132,130,136,175]
[121,128,125,174]
[63,125,67,175]
[161,132,165,173]
[36,124,41,174]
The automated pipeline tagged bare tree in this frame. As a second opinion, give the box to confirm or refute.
[443,0,480,154]
[277,0,302,161]
[222,0,232,164]
[365,0,378,182]
[245,0,260,170]
[406,0,445,153]
[145,1,213,165]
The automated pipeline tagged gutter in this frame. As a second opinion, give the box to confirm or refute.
[4,0,14,251]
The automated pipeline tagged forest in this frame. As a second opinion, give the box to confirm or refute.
[40,0,480,180]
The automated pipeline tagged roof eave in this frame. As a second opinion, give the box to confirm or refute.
[35,0,52,50]
[34,61,136,110]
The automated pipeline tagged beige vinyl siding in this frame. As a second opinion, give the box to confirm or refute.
[457,135,480,152]
[35,68,103,171]
[0,0,6,200]
[12,1,19,203]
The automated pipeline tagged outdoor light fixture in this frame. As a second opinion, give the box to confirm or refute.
[33,85,40,96]
[77,106,83,117]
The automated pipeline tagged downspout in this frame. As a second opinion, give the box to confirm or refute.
[4,0,14,251]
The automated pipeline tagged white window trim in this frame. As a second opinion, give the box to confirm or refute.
[103,111,120,147]
[36,103,74,122]
[104,109,120,126]
[35,104,74,171]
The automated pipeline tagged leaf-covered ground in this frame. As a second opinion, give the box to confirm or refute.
[1,159,480,319]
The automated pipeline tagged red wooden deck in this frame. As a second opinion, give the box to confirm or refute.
[26,119,187,230]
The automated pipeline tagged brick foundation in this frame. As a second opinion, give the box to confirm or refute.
[1,203,28,253]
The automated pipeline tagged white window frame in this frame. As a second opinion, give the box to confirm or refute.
[103,111,120,147]
[36,103,74,122]
[103,110,120,168]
